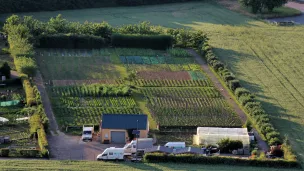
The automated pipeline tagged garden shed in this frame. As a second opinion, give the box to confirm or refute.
[193,127,250,148]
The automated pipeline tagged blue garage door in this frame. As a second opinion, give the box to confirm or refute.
[111,131,125,144]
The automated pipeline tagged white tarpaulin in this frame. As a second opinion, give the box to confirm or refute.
[16,117,29,121]
[0,117,9,123]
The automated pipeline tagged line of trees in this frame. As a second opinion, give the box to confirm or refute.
[239,0,288,13]
[0,0,199,14]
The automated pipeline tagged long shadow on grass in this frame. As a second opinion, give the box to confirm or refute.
[210,47,304,165]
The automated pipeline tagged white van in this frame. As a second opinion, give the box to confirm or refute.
[96,147,125,161]
[165,142,186,149]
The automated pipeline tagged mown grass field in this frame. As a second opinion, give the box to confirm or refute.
[0,160,300,171]
[1,0,304,168]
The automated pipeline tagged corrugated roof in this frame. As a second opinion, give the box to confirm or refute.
[101,114,147,130]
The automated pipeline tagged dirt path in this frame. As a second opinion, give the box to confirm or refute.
[34,71,59,135]
[188,49,269,152]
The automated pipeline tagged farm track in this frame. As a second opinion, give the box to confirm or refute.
[34,71,60,135]
[188,49,269,152]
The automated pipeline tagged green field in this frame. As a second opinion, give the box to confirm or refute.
[0,160,300,171]
[11,1,304,165]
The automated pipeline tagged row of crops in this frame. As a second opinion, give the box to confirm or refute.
[134,79,212,87]
[150,107,242,127]
[141,87,242,127]
[141,87,220,98]
[53,107,142,126]
[50,85,130,97]
[51,97,137,107]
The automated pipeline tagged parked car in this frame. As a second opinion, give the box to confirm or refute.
[164,142,186,149]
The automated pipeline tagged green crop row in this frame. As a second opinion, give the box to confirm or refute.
[53,107,142,126]
[134,79,212,87]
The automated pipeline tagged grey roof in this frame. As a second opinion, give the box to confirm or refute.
[174,147,205,155]
[145,146,173,154]
[101,114,147,130]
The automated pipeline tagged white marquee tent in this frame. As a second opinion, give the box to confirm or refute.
[193,127,250,148]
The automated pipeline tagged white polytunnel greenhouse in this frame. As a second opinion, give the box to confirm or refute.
[193,127,250,148]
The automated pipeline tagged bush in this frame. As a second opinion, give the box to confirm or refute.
[143,153,299,168]
[228,79,240,91]
[15,57,37,77]
[234,87,250,98]
[0,148,9,157]
[111,34,173,50]
[19,149,39,157]
[217,138,243,153]
[23,79,37,106]
[38,34,106,49]
[238,95,254,106]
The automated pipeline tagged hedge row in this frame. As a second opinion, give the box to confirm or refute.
[0,149,40,158]
[143,153,300,168]
[201,42,281,145]
[4,17,49,158]
[201,42,297,162]
[0,0,199,14]
[4,15,207,50]
[38,34,106,49]
[111,34,173,50]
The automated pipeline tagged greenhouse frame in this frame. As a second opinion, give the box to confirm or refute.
[193,127,250,148]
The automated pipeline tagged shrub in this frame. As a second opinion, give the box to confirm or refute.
[268,137,281,145]
[234,87,250,98]
[0,148,9,157]
[38,34,106,49]
[143,153,299,168]
[23,79,37,106]
[228,79,240,91]
[111,34,173,50]
[15,57,37,77]
[266,131,280,140]
[217,138,243,153]
[19,149,39,157]
[243,119,253,132]
[238,95,254,106]
[223,75,235,83]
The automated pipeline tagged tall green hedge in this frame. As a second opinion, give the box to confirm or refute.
[111,34,173,50]
[38,34,106,49]
[143,153,300,168]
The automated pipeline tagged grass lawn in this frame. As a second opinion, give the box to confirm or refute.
[0,160,301,171]
[1,0,304,168]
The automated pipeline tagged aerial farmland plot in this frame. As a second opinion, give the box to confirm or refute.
[35,48,241,131]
